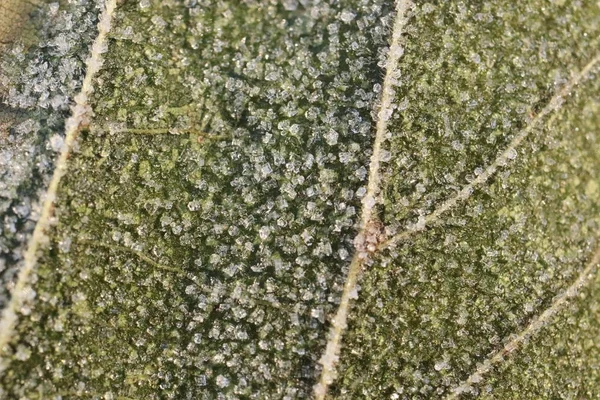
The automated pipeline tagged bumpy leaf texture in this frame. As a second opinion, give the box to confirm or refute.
[0,0,599,399]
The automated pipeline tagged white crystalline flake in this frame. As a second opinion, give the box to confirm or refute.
[282,0,299,11]
[49,134,64,152]
[15,345,31,361]
[506,148,518,160]
[340,10,356,23]
[151,15,167,29]
[259,226,270,240]
[452,140,464,151]
[338,248,349,260]
[434,360,450,371]
[413,215,426,231]
[187,201,200,211]
[381,107,394,122]
[261,163,273,176]
[215,375,230,388]
[324,129,339,146]
[355,166,368,180]
[48,3,60,15]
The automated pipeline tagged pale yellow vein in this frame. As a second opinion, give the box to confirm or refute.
[0,0,118,363]
[379,51,600,251]
[314,31,600,400]
[313,1,414,398]
[445,244,600,399]
[79,239,183,275]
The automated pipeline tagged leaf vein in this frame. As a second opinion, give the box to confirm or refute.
[445,244,600,399]
[314,22,600,398]
[0,0,118,364]
[313,1,415,398]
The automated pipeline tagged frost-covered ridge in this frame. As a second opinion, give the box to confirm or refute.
[0,0,117,367]
[314,1,414,397]
[0,1,102,307]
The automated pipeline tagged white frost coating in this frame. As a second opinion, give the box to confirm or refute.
[445,245,600,399]
[380,52,600,251]
[313,1,415,398]
[314,23,600,400]
[0,0,118,363]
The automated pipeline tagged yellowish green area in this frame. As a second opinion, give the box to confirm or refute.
[0,1,36,49]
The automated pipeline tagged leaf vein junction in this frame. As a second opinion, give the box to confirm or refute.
[315,26,600,398]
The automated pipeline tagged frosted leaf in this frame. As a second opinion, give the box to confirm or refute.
[3,0,599,400]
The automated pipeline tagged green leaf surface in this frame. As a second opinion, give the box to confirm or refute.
[0,0,599,399]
